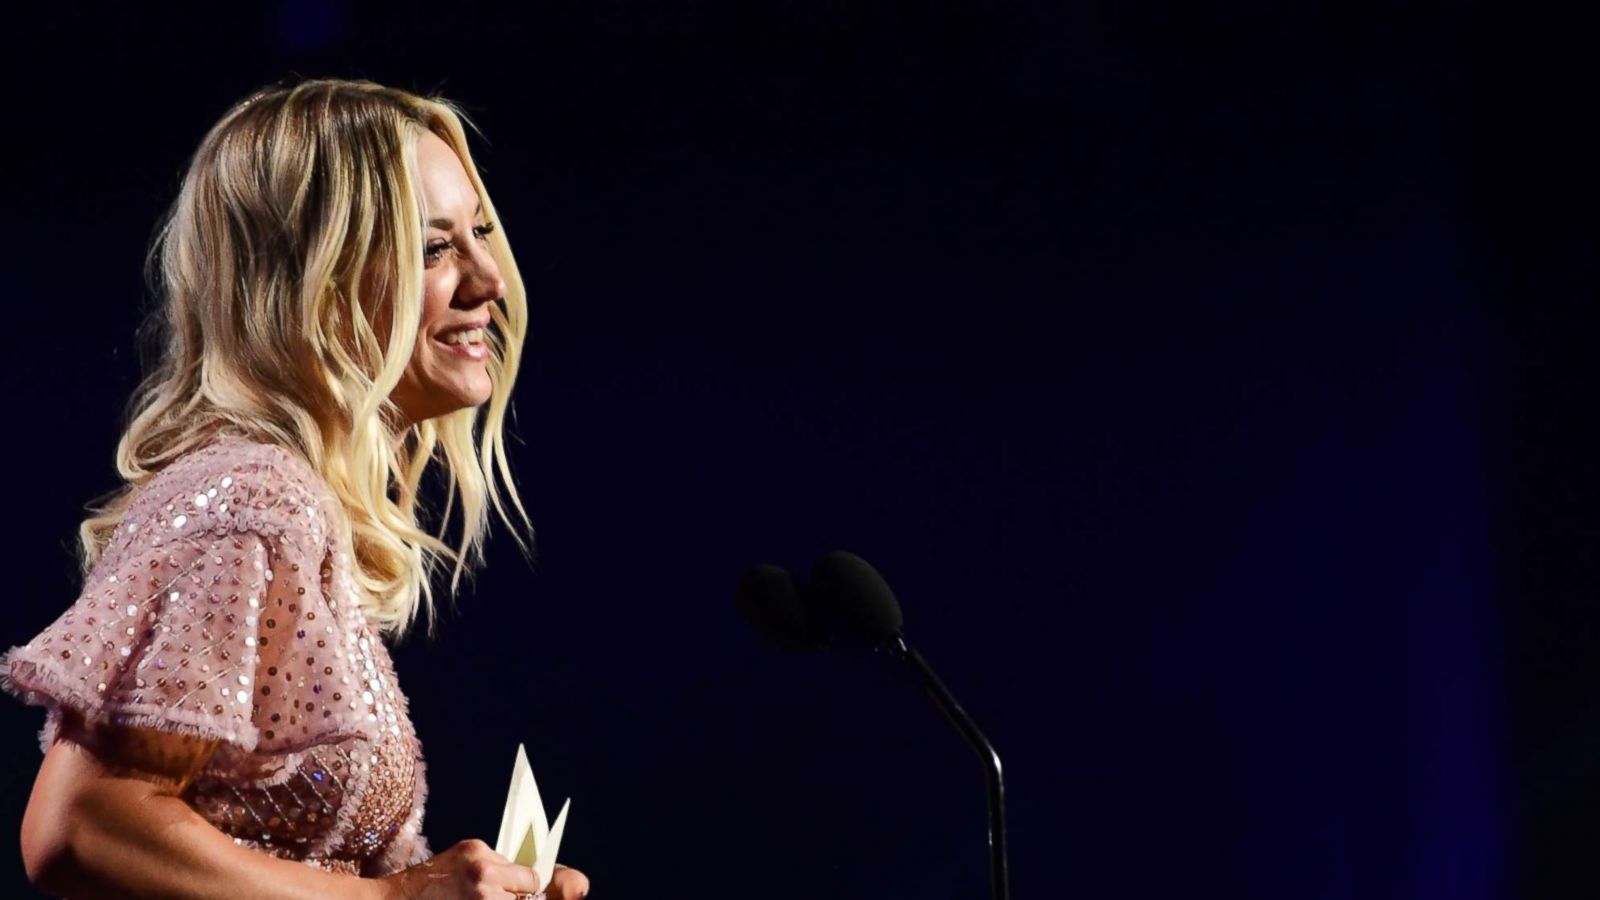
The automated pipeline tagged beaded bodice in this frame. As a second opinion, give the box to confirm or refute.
[3,432,430,876]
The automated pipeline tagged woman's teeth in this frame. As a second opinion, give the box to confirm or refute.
[442,328,485,345]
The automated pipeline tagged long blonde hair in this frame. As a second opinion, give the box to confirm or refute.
[80,78,532,638]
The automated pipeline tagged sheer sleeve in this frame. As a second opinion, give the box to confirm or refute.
[2,452,382,780]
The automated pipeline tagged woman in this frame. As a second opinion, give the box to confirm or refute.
[1,79,590,899]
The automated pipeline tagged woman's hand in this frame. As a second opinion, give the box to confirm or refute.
[379,839,544,899]
[547,863,591,899]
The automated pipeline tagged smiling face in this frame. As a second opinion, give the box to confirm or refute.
[387,129,507,428]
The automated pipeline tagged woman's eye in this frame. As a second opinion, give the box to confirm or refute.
[425,222,494,265]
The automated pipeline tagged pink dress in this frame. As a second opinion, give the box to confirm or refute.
[2,432,430,877]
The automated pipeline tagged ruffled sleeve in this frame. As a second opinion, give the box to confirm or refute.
[2,447,383,777]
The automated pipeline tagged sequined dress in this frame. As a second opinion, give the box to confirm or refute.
[2,432,431,877]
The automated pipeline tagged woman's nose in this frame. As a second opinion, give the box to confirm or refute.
[461,244,506,303]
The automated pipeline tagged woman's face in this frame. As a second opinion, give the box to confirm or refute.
[388,129,506,428]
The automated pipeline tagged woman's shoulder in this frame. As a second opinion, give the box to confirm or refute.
[119,431,343,553]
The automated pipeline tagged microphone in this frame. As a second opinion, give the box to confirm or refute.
[734,563,826,652]
[736,551,1010,900]
[735,551,904,650]
[806,550,904,643]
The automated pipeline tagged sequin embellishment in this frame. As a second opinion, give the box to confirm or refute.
[1,433,430,875]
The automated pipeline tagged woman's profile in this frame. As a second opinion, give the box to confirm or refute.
[0,78,588,899]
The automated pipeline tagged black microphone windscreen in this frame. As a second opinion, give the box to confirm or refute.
[807,551,904,642]
[735,564,824,651]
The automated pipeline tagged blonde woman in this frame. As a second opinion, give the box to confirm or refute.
[1,79,589,899]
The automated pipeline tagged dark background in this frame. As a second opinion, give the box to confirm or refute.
[0,1,1585,898]
[1477,4,1600,899]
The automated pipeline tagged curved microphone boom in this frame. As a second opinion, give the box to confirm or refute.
[736,551,1010,900]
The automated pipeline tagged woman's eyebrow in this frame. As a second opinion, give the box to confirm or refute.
[426,200,484,231]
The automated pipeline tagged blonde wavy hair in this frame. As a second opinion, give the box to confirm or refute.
[79,78,532,638]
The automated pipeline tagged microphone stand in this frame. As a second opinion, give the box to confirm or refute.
[882,635,1010,900]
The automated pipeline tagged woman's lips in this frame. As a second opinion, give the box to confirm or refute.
[435,334,488,360]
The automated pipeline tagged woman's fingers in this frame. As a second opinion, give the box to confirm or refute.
[547,863,590,899]
[433,839,540,896]
[493,861,541,895]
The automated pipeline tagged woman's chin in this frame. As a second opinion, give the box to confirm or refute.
[393,366,494,423]
[452,380,495,414]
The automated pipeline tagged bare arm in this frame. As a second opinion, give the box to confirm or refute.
[19,716,557,900]
[21,719,385,900]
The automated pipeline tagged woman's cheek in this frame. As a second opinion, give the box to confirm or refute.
[416,273,441,319]
[427,271,461,311]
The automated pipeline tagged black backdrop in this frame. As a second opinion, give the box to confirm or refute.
[1,2,1587,898]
